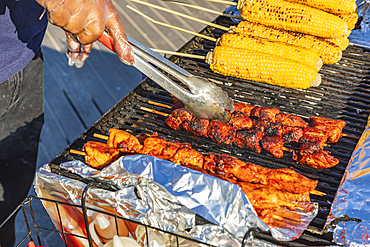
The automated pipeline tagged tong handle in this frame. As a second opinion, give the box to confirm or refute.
[98,32,195,103]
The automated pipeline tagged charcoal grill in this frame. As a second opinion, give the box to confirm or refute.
[47,16,370,246]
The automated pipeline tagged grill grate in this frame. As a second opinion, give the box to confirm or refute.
[48,16,370,246]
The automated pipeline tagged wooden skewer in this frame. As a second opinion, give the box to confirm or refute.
[151,49,206,59]
[126,5,217,42]
[161,0,242,20]
[282,147,293,152]
[272,214,301,224]
[201,0,237,6]
[39,9,47,20]
[70,149,86,156]
[311,190,326,196]
[140,106,169,117]
[94,133,109,140]
[148,100,173,109]
[342,133,359,139]
[128,0,230,32]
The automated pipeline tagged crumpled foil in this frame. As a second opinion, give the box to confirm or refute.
[325,116,370,245]
[51,155,318,243]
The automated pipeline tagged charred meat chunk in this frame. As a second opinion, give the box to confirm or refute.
[182,117,209,137]
[165,108,194,130]
[228,111,253,130]
[233,102,256,116]
[83,141,120,170]
[275,113,307,128]
[207,120,236,146]
[261,136,284,159]
[308,116,346,143]
[233,127,264,153]
[250,106,281,122]
[292,143,339,169]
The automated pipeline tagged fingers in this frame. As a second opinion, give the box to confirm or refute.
[105,2,134,65]
[66,32,93,68]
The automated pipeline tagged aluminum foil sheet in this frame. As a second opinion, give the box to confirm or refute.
[325,116,370,245]
[56,155,317,242]
[35,164,240,246]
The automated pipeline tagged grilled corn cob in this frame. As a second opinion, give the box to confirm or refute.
[218,33,323,71]
[338,12,359,30]
[231,21,342,64]
[280,0,357,14]
[206,46,321,89]
[238,0,349,38]
[326,36,349,50]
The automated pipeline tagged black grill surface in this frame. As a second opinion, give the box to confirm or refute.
[49,16,370,246]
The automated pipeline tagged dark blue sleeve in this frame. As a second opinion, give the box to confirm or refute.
[0,0,48,83]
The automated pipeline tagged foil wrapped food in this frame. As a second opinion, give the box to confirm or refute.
[35,154,318,246]
[325,116,370,245]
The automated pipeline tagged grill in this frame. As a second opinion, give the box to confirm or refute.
[47,16,370,246]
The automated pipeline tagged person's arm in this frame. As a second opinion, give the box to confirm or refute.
[36,0,134,67]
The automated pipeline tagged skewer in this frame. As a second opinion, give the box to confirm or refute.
[126,5,217,42]
[200,0,237,5]
[272,214,301,224]
[70,149,86,156]
[342,133,359,139]
[93,133,109,140]
[148,100,173,109]
[151,49,206,59]
[161,0,242,20]
[128,0,230,31]
[140,106,169,117]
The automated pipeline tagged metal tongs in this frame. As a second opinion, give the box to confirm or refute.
[98,32,234,123]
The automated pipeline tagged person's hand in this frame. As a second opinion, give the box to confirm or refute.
[66,32,93,68]
[36,0,134,66]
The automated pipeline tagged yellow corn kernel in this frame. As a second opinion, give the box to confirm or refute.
[282,0,357,14]
[206,46,321,89]
[337,12,358,30]
[238,0,349,38]
[218,33,323,71]
[326,36,349,50]
[231,21,342,64]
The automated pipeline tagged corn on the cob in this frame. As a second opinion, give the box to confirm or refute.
[218,33,323,71]
[326,36,349,50]
[206,46,321,89]
[231,21,342,64]
[280,0,357,14]
[338,12,358,30]
[239,0,349,38]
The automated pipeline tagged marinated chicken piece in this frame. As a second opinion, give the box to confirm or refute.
[264,168,318,194]
[107,129,143,153]
[255,208,275,225]
[261,136,284,158]
[228,112,253,130]
[233,127,264,153]
[239,182,311,203]
[233,162,271,184]
[309,116,346,143]
[250,106,281,122]
[300,127,328,148]
[275,113,307,128]
[182,117,209,137]
[139,136,168,157]
[233,102,256,116]
[169,147,204,169]
[281,126,304,143]
[207,120,236,146]
[157,141,184,160]
[253,119,282,137]
[239,184,300,211]
[82,141,120,170]
[292,143,339,169]
[203,153,248,180]
[165,108,194,130]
